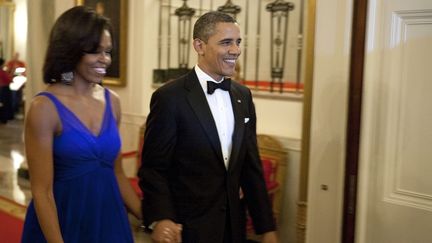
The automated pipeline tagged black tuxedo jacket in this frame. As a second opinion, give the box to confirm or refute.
[138,70,275,243]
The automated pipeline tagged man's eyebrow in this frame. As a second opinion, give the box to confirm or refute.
[218,38,242,43]
[218,38,234,42]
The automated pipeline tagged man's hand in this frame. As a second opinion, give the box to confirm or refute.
[261,231,278,243]
[151,219,182,243]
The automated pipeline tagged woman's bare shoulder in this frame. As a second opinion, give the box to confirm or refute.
[26,94,59,127]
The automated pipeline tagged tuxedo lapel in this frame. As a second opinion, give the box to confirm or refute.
[185,72,224,161]
[228,84,245,170]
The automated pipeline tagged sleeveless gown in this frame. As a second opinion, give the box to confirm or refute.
[21,89,133,243]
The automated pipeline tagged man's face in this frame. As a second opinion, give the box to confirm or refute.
[194,22,241,81]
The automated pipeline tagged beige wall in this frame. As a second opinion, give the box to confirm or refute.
[25,0,55,102]
[13,0,27,60]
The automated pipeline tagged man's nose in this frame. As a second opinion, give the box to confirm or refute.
[229,44,241,55]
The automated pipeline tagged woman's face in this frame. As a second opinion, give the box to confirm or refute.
[75,29,112,84]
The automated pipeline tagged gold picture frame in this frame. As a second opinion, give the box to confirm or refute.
[76,0,128,86]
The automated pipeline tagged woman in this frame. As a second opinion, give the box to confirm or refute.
[21,6,141,243]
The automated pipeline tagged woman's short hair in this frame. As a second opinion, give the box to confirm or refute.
[43,6,113,84]
[193,11,237,43]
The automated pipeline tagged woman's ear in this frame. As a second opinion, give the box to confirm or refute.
[193,38,205,55]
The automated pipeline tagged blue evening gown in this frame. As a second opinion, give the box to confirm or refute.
[21,88,133,243]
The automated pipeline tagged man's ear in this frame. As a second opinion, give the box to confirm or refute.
[193,38,205,55]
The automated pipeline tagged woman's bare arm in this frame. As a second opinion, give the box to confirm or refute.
[110,90,142,219]
[25,96,64,243]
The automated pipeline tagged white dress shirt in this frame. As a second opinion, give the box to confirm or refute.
[195,65,234,169]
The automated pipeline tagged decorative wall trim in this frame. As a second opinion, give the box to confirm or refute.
[384,193,432,212]
[382,9,432,212]
[391,9,432,48]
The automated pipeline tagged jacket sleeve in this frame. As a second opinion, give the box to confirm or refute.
[138,88,177,226]
[240,89,276,234]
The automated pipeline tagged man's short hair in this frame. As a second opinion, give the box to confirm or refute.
[193,11,237,42]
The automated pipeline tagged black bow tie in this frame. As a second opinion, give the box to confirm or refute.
[207,79,231,94]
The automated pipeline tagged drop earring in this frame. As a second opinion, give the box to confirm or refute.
[61,72,74,85]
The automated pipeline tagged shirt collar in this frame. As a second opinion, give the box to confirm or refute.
[195,65,225,94]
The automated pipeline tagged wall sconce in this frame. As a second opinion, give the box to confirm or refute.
[266,0,294,92]
[174,0,195,69]
[217,0,241,20]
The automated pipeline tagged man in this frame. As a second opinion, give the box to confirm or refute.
[139,11,278,243]
[6,52,26,76]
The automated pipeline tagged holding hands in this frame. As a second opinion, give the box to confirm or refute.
[151,219,183,243]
